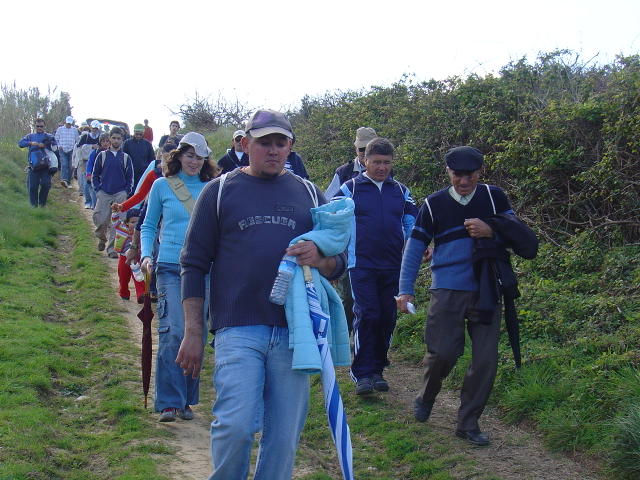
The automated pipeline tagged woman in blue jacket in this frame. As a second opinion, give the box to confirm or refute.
[140,132,215,422]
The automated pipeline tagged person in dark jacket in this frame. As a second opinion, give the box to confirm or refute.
[325,126,377,199]
[217,129,248,174]
[158,120,183,151]
[18,118,57,207]
[326,126,378,334]
[123,123,156,188]
[334,137,418,395]
[92,127,134,258]
[284,135,309,178]
[397,146,521,447]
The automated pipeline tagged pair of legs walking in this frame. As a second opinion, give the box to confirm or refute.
[417,289,501,433]
[93,190,127,254]
[209,325,309,480]
[27,168,51,207]
[155,263,208,414]
[117,255,145,301]
[349,268,399,387]
[58,150,73,185]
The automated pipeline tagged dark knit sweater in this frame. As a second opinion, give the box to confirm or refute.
[181,170,343,331]
[409,184,512,291]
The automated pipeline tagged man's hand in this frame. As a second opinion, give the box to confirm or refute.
[176,336,204,379]
[176,297,205,379]
[463,218,493,238]
[111,202,122,212]
[286,240,322,267]
[422,247,433,263]
[396,294,415,314]
[286,240,336,277]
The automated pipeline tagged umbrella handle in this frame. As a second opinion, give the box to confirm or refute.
[302,265,313,283]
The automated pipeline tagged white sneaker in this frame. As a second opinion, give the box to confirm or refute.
[60,180,68,188]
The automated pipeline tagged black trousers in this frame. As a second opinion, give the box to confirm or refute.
[417,289,501,432]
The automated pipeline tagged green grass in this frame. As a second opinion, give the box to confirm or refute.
[0,143,170,479]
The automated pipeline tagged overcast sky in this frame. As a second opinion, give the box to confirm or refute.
[2,0,639,143]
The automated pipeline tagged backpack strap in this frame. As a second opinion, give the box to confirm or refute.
[485,183,496,214]
[424,197,434,224]
[215,170,319,222]
[165,176,195,214]
[285,170,318,207]
[217,172,228,218]
[339,178,356,199]
[98,150,107,171]
[98,150,128,172]
[121,152,130,171]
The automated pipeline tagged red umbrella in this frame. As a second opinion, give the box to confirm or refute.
[136,272,154,408]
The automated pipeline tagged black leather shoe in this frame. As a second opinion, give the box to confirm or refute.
[455,429,490,446]
[355,377,374,395]
[413,399,433,422]
[372,374,389,392]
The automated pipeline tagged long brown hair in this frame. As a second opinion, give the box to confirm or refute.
[163,144,216,182]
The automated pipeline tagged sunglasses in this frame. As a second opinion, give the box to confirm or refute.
[234,137,243,142]
[35,125,45,128]
[357,147,366,152]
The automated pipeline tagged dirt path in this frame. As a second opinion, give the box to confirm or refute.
[382,356,600,480]
[70,185,599,480]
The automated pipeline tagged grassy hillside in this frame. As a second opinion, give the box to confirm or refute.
[0,142,170,479]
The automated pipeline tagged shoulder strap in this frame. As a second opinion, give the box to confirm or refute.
[424,197,434,224]
[485,184,496,215]
[215,170,319,222]
[165,176,195,214]
[98,151,107,171]
[122,152,130,171]
[286,170,318,207]
[217,173,228,217]
[301,177,318,207]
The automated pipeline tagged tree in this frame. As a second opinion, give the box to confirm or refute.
[173,92,251,131]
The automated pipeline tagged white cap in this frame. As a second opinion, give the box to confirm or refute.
[232,129,246,139]
[90,120,101,129]
[178,132,212,158]
[65,116,74,124]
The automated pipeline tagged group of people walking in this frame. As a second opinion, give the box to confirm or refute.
[19,109,535,478]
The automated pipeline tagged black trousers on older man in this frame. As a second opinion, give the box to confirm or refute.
[417,289,501,432]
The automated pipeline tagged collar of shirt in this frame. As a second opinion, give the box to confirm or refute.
[353,157,365,172]
[448,186,477,205]
[363,172,385,191]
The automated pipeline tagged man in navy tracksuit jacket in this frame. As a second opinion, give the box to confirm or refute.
[334,137,418,395]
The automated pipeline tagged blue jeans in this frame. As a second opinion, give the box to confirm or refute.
[27,168,51,207]
[210,325,309,480]
[84,182,97,208]
[155,262,208,412]
[59,150,73,182]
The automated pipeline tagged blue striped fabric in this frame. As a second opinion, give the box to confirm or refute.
[305,266,354,480]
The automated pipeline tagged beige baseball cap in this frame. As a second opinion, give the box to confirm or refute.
[354,127,377,148]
